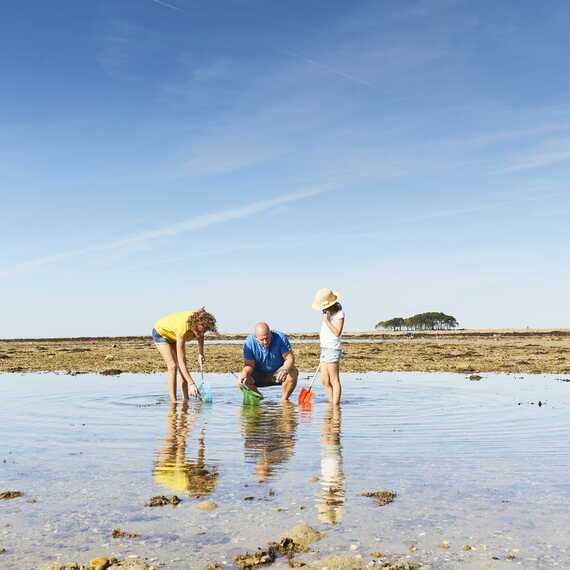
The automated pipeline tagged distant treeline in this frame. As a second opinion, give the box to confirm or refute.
[375,312,458,331]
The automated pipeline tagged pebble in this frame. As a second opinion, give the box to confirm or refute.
[89,558,110,570]
[196,499,218,512]
[281,523,324,548]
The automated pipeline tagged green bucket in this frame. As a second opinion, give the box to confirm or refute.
[241,386,263,405]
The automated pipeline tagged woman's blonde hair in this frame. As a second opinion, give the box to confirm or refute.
[188,307,218,334]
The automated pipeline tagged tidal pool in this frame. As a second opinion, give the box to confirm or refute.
[1,371,569,569]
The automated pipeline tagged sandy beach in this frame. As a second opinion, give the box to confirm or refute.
[1,329,569,376]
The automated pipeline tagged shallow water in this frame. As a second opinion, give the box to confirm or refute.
[1,371,569,569]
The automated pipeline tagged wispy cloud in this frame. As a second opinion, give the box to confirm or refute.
[193,59,232,82]
[391,0,459,20]
[500,150,570,173]
[96,20,147,81]
[149,0,181,11]
[0,189,327,276]
[281,49,373,88]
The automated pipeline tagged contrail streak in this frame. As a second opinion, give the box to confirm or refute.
[282,49,373,87]
[150,0,181,11]
[1,188,327,275]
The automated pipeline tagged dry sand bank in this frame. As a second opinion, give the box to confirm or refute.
[1,330,569,375]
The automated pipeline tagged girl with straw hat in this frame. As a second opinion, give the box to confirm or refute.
[312,288,345,405]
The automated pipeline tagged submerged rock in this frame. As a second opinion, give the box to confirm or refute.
[234,546,276,569]
[111,528,140,539]
[145,495,181,507]
[469,374,482,381]
[281,524,324,549]
[108,560,154,569]
[90,558,111,570]
[361,491,397,506]
[0,491,23,500]
[267,537,306,557]
[195,499,218,512]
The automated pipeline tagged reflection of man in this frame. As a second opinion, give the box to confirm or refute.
[241,402,298,483]
[237,322,298,401]
[153,403,218,498]
[317,405,345,524]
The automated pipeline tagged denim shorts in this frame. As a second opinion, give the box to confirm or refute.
[151,328,170,345]
[320,347,342,363]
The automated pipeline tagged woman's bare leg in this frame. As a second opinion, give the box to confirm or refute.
[156,343,179,402]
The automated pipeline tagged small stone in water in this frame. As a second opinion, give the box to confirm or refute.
[89,558,110,570]
[196,500,218,512]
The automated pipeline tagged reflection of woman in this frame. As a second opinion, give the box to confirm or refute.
[317,404,345,524]
[241,402,298,483]
[153,403,218,498]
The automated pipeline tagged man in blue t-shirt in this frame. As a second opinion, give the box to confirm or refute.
[237,322,299,400]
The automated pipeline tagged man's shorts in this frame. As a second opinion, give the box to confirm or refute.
[251,368,281,387]
[320,347,342,363]
[152,328,171,345]
[251,367,297,387]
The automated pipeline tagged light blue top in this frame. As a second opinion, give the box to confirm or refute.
[243,330,292,372]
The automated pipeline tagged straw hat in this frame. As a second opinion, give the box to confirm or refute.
[312,288,341,310]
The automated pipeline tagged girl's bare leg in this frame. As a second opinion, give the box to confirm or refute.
[156,343,179,402]
[320,363,333,402]
[328,362,342,405]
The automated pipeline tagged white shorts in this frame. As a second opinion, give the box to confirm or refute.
[320,347,342,363]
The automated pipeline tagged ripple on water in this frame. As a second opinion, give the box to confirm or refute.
[1,371,570,569]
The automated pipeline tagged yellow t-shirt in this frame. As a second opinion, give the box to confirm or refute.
[154,311,196,343]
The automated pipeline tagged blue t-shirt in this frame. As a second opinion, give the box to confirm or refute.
[243,330,292,372]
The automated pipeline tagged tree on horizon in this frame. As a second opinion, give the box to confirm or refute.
[375,312,458,331]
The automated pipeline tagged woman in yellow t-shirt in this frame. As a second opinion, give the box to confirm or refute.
[152,308,217,402]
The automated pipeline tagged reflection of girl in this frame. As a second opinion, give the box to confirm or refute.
[312,289,345,404]
[317,404,345,524]
[153,403,218,498]
[152,308,217,402]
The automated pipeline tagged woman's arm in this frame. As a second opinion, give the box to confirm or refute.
[322,313,345,337]
[197,333,205,366]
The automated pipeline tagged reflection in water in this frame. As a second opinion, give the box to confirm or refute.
[153,402,219,497]
[241,401,298,482]
[317,404,345,524]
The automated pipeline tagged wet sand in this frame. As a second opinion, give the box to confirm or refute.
[1,330,569,375]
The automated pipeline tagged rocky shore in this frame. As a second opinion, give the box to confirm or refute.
[1,330,568,376]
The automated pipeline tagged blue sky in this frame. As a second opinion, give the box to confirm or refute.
[2,0,570,337]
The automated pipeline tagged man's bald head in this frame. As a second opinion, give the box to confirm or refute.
[255,322,272,347]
